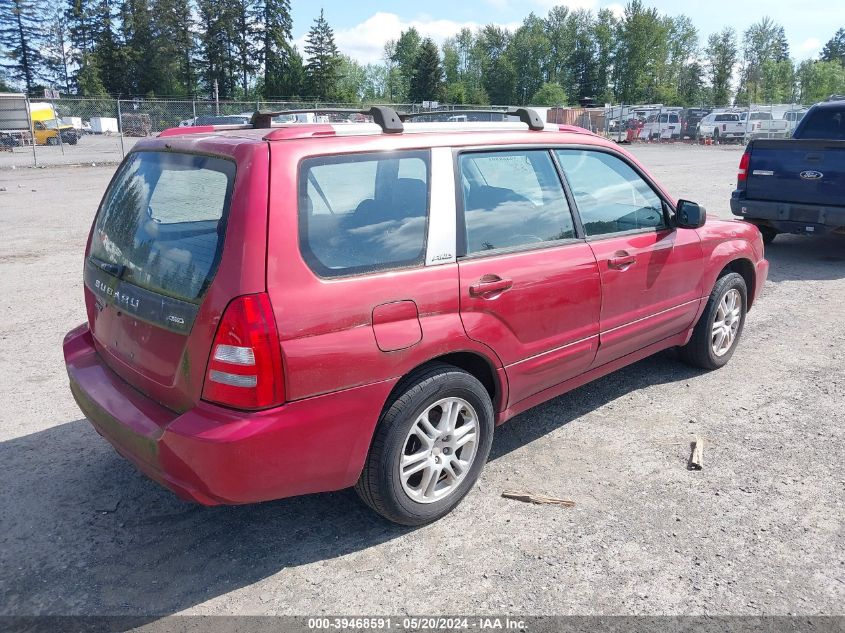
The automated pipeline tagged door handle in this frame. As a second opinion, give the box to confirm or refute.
[608,253,637,270]
[469,275,513,297]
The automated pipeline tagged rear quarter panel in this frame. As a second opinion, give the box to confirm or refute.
[266,137,507,409]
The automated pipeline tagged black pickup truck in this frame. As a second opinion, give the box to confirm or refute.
[731,98,845,243]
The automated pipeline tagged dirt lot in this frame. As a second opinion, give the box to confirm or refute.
[0,143,843,617]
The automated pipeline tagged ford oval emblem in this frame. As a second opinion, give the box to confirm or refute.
[800,170,823,180]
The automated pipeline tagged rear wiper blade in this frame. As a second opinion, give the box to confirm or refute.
[90,255,126,279]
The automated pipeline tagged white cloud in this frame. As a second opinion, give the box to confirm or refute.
[605,3,625,19]
[799,37,821,54]
[295,12,520,64]
[532,0,595,9]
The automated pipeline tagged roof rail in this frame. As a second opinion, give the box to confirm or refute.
[250,106,403,133]
[399,108,546,131]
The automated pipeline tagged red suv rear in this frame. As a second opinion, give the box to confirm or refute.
[64,107,768,524]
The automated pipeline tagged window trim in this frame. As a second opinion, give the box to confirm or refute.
[296,149,432,279]
[552,145,675,242]
[452,146,583,259]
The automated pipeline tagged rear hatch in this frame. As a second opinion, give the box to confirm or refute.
[746,139,845,206]
[84,145,268,412]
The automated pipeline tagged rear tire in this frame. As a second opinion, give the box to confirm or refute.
[758,225,778,245]
[355,363,494,526]
[679,272,747,370]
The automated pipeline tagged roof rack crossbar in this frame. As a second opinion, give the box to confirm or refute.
[250,106,403,133]
[399,107,546,131]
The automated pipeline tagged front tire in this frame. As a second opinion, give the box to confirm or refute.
[355,363,494,526]
[679,272,747,370]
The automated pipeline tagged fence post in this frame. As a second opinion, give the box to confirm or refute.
[26,97,37,167]
[51,94,65,155]
[117,99,125,158]
[192,98,197,122]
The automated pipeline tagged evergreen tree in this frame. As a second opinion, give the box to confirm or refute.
[391,28,421,101]
[231,0,260,96]
[821,28,845,66]
[92,0,126,95]
[263,0,299,97]
[76,50,108,95]
[0,0,46,94]
[120,0,157,95]
[66,0,97,62]
[197,0,231,98]
[45,4,72,93]
[409,38,442,103]
[705,27,737,106]
[152,0,195,96]
[303,9,339,100]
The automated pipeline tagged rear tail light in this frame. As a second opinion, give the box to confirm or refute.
[737,151,751,184]
[722,124,727,131]
[202,293,285,410]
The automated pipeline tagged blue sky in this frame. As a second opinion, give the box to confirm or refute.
[290,1,842,65]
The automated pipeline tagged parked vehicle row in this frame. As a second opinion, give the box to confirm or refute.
[64,107,768,525]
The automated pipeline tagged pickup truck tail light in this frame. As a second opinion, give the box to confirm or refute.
[202,293,285,410]
[737,151,751,185]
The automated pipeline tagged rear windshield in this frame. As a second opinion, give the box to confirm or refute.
[796,108,845,139]
[89,151,236,302]
[715,114,739,122]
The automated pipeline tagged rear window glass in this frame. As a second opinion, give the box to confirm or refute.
[299,150,430,277]
[797,109,844,139]
[89,151,235,302]
[715,114,739,122]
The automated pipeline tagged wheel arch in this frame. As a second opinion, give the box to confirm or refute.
[718,257,756,309]
[381,350,506,419]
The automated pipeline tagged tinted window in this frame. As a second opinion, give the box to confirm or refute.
[715,114,739,122]
[796,108,844,139]
[299,151,429,276]
[89,151,235,302]
[459,150,574,254]
[555,150,665,237]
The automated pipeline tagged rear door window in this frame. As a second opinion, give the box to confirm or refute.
[459,150,575,254]
[299,150,430,276]
[89,151,235,302]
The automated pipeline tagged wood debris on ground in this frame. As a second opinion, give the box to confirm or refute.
[688,436,704,470]
[501,490,575,507]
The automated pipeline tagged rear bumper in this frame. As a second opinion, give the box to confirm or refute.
[731,196,845,235]
[64,324,393,505]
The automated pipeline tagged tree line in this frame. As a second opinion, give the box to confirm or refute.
[1,0,844,106]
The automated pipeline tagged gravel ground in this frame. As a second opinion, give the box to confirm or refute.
[0,143,843,617]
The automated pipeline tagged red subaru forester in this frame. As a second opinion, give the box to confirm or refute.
[63,107,768,525]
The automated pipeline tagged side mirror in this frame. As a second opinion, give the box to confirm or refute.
[676,199,706,229]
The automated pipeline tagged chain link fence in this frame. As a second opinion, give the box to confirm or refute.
[0,96,819,169]
[1,98,467,169]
